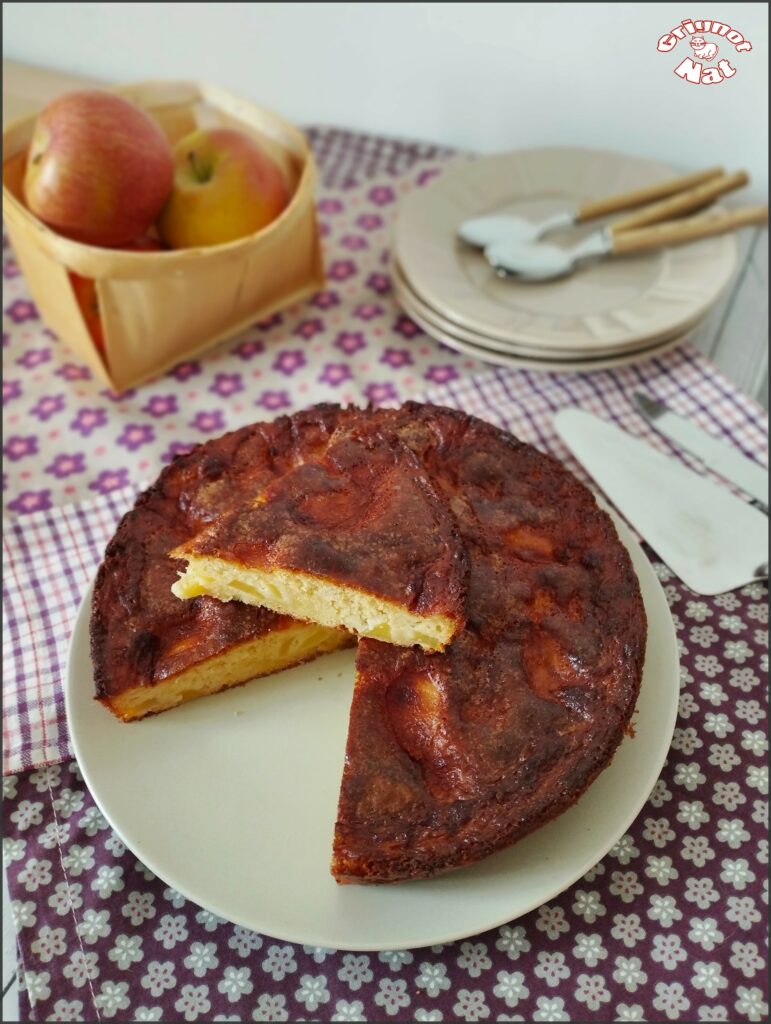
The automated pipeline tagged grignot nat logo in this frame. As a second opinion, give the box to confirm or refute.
[657,18,753,84]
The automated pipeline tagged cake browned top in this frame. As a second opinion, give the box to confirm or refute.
[173,418,468,629]
[91,401,646,884]
[90,404,355,701]
[331,403,646,882]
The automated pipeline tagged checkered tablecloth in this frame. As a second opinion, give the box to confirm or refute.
[3,128,768,1023]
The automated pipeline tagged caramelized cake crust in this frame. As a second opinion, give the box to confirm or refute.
[330,404,646,882]
[91,405,356,720]
[171,420,467,650]
[91,402,645,885]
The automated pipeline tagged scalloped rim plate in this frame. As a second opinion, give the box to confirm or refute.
[394,147,736,352]
[67,513,678,951]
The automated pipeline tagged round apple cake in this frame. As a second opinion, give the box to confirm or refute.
[90,402,646,883]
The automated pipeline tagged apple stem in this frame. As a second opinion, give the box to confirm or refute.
[187,151,208,183]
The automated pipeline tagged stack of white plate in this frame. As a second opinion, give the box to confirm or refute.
[392,148,738,372]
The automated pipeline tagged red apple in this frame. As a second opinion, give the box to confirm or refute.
[24,91,174,246]
[158,128,290,249]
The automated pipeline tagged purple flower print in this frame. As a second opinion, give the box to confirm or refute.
[142,394,179,418]
[273,350,307,376]
[71,408,108,437]
[233,338,265,360]
[117,423,155,451]
[317,198,343,215]
[393,315,423,340]
[45,453,86,479]
[31,394,66,421]
[356,213,384,231]
[170,361,202,383]
[191,410,225,434]
[319,363,353,387]
[354,303,383,321]
[256,312,283,331]
[319,221,331,238]
[100,386,137,402]
[425,364,459,385]
[2,331,10,348]
[3,260,20,279]
[363,381,398,405]
[368,185,396,206]
[417,167,442,187]
[293,318,324,340]
[310,290,340,310]
[366,272,392,295]
[327,260,356,282]
[3,379,22,403]
[334,331,366,356]
[341,234,368,251]
[16,348,51,369]
[6,298,39,323]
[56,362,92,382]
[7,489,52,514]
[162,441,197,464]
[3,436,38,461]
[256,389,291,412]
[89,468,130,495]
[209,373,244,398]
[380,348,413,370]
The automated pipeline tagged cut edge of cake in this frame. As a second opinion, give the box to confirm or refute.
[170,553,459,652]
[96,619,349,722]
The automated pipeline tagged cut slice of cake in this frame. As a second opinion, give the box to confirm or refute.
[171,422,467,652]
[92,406,357,721]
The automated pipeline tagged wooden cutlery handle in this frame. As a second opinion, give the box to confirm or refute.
[611,171,750,233]
[611,206,769,255]
[577,166,724,222]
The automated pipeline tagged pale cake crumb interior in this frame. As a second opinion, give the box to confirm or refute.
[106,621,348,721]
[171,556,455,651]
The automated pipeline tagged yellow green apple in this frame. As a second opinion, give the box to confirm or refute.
[158,128,291,248]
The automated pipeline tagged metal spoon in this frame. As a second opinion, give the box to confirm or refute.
[457,165,724,248]
[485,206,769,282]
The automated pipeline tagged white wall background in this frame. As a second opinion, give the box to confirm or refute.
[3,2,769,196]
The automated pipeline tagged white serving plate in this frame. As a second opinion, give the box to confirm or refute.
[67,515,678,951]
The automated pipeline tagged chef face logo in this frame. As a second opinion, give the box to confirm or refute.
[657,18,753,84]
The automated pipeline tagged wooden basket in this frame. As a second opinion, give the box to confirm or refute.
[2,80,325,391]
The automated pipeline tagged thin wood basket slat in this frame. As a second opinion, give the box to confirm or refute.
[2,80,325,391]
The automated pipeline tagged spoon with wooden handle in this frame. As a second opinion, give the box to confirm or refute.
[485,206,768,282]
[458,165,724,248]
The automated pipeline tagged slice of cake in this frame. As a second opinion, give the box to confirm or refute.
[171,422,467,652]
[92,406,356,721]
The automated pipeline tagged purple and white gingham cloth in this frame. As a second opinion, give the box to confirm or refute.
[3,356,769,1024]
[3,126,768,1023]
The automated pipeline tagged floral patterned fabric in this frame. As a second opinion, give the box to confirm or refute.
[3,127,768,1021]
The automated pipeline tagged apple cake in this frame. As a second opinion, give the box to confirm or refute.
[91,402,646,882]
[171,419,467,651]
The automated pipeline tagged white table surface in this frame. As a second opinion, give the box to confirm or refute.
[1,58,768,1021]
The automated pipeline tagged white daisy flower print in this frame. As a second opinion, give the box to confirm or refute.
[572,932,607,967]
[23,970,51,1006]
[495,924,531,959]
[184,941,219,978]
[121,890,156,926]
[533,950,571,986]
[252,993,289,1021]
[415,961,451,997]
[76,908,110,943]
[90,865,124,898]
[9,799,44,831]
[18,857,52,892]
[574,973,611,1012]
[62,949,99,988]
[734,987,768,1021]
[652,981,690,1020]
[228,925,262,958]
[337,953,372,991]
[532,995,568,1021]
[218,965,253,1004]
[451,988,489,1021]
[331,998,366,1022]
[63,844,94,877]
[153,912,188,949]
[492,970,529,1008]
[141,960,177,997]
[3,837,27,866]
[108,933,143,970]
[456,941,491,978]
[30,924,66,963]
[262,944,298,982]
[688,916,724,951]
[295,973,330,1011]
[647,894,682,927]
[692,961,728,999]
[613,955,647,993]
[571,889,606,923]
[94,980,130,1018]
[11,899,37,930]
[729,940,764,978]
[174,983,211,1022]
[378,949,414,971]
